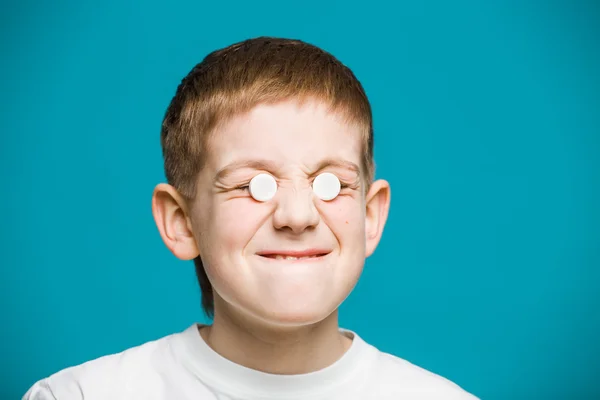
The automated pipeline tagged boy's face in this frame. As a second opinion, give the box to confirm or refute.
[164,99,390,327]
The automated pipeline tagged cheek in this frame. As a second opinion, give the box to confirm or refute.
[320,196,365,238]
[330,195,364,222]
[195,200,267,294]
[204,200,267,252]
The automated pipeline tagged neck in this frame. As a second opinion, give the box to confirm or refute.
[199,297,352,375]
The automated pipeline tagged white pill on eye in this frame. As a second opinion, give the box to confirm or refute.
[312,172,341,201]
[249,173,278,202]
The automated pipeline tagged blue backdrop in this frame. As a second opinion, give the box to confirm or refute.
[1,1,599,399]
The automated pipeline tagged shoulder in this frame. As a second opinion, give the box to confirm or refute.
[368,350,479,399]
[23,332,179,400]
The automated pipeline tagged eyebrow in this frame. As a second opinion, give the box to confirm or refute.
[214,158,360,182]
[311,158,360,176]
[214,159,283,182]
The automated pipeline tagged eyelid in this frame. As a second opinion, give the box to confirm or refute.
[235,173,355,188]
[316,168,358,182]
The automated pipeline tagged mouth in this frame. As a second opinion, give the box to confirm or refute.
[256,250,332,262]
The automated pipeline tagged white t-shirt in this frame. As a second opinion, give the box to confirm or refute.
[23,324,478,400]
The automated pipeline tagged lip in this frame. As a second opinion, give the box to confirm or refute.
[256,252,332,264]
[256,249,332,258]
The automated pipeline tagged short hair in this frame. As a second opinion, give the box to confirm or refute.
[160,37,375,318]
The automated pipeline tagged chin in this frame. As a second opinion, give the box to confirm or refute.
[252,299,339,328]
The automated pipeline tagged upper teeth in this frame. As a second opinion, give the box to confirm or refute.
[272,255,320,260]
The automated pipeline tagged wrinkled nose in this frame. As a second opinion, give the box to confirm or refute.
[272,186,320,234]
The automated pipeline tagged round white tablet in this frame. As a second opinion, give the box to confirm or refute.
[249,173,278,202]
[312,172,341,201]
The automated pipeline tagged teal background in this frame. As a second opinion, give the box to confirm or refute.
[1,0,599,398]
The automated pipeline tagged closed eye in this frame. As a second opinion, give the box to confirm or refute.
[340,181,360,190]
[236,181,354,192]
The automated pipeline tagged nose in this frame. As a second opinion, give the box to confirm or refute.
[272,186,320,234]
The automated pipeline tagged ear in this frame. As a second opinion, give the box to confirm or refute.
[364,179,391,257]
[152,183,200,260]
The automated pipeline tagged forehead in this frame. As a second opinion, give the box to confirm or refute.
[206,100,363,171]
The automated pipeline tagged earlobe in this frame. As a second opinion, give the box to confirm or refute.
[364,179,391,257]
[151,183,200,260]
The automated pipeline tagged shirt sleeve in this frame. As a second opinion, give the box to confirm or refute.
[22,380,57,400]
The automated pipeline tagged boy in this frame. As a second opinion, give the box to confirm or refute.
[24,37,478,399]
